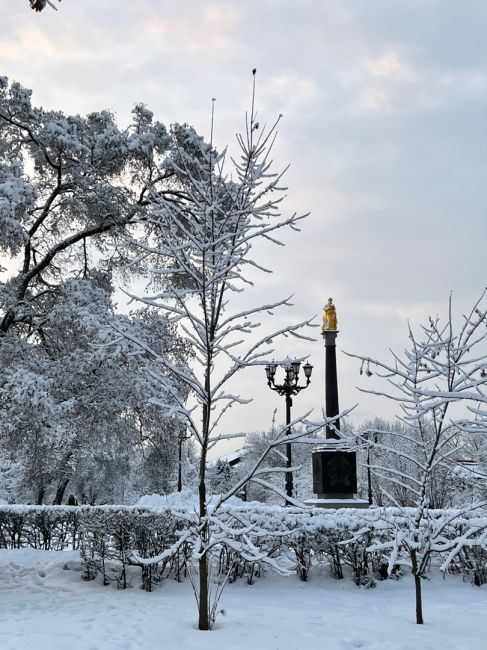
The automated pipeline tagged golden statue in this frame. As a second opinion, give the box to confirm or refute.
[322,297,337,332]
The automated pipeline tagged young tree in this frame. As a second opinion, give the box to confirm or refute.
[111,77,343,630]
[354,417,456,508]
[348,290,487,624]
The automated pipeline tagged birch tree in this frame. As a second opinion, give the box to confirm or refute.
[348,290,487,624]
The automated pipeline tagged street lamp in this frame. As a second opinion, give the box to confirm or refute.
[264,358,313,503]
[360,430,379,505]
[177,428,191,492]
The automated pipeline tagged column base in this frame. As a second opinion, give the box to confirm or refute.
[304,497,369,509]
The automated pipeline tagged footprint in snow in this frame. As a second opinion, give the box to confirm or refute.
[32,574,48,587]
[340,640,368,649]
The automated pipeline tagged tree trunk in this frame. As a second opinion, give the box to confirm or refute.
[198,418,210,630]
[51,451,74,505]
[52,478,70,505]
[36,486,46,505]
[177,438,183,492]
[198,549,209,630]
[411,550,424,624]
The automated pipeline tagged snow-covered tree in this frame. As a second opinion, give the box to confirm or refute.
[0,76,213,339]
[111,77,343,630]
[239,423,326,503]
[0,78,205,502]
[0,273,187,504]
[461,431,487,502]
[210,459,233,494]
[353,417,456,508]
[348,290,487,624]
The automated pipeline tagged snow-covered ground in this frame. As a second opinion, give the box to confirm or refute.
[0,548,485,650]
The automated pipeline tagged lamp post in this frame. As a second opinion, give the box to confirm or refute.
[177,429,191,492]
[362,430,378,506]
[265,359,313,503]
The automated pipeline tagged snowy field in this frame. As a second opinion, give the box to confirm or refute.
[0,549,485,650]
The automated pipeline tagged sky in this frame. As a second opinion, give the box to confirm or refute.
[1,0,486,451]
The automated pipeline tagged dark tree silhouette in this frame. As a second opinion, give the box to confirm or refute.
[29,0,61,12]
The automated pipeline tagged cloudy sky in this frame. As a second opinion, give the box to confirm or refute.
[2,0,486,446]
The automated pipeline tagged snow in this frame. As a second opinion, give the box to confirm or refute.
[305,498,369,505]
[453,462,487,481]
[208,448,243,468]
[136,489,243,509]
[0,547,485,650]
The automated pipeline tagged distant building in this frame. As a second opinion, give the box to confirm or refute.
[208,449,244,469]
[453,460,487,483]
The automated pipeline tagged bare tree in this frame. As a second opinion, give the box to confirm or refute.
[110,75,345,630]
[347,290,487,624]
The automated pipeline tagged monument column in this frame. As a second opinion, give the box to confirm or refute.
[309,298,368,508]
[323,297,340,438]
[324,334,340,439]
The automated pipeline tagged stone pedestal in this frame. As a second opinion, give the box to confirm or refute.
[308,440,368,508]
[312,441,367,508]
[312,446,357,497]
[304,498,369,509]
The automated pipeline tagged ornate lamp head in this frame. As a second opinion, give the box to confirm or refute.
[303,362,313,379]
[265,362,277,383]
[291,360,301,377]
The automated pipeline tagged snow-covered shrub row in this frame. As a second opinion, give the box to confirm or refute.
[0,504,81,550]
[1,503,486,589]
[216,504,485,586]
